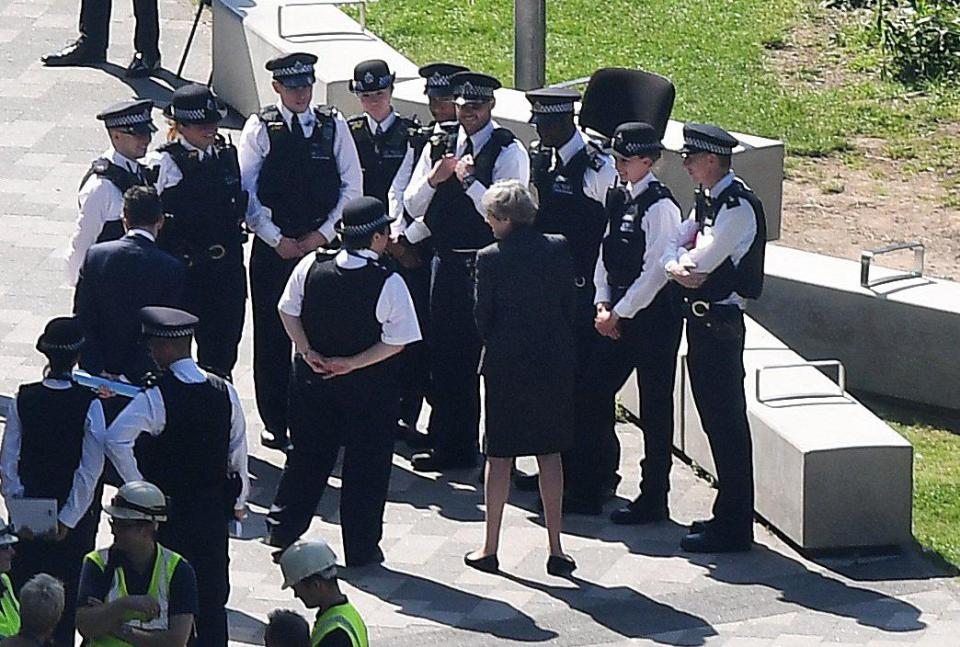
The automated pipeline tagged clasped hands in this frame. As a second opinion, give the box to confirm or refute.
[275,231,328,260]
[301,348,357,379]
[594,304,621,340]
[428,154,474,188]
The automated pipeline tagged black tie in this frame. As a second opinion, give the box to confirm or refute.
[134,163,146,185]
[375,124,384,138]
[290,114,305,139]
[552,150,562,172]
[462,136,473,157]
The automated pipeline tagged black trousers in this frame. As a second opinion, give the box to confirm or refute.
[159,494,230,647]
[567,288,682,504]
[182,254,246,379]
[268,358,396,565]
[428,252,481,462]
[397,262,431,427]
[250,239,300,435]
[685,304,754,539]
[79,0,160,58]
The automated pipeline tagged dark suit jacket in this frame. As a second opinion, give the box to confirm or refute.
[74,232,185,381]
[475,226,577,456]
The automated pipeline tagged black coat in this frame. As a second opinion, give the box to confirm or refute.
[74,232,185,381]
[475,226,577,457]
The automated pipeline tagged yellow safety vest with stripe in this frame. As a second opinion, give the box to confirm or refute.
[83,544,184,647]
[311,601,368,647]
[0,573,20,638]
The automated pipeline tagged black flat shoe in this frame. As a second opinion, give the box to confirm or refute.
[689,518,714,534]
[41,39,106,66]
[464,551,499,573]
[609,501,668,525]
[126,52,161,78]
[261,429,291,451]
[680,530,752,554]
[547,553,576,577]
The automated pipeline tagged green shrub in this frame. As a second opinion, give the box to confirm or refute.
[881,1,960,84]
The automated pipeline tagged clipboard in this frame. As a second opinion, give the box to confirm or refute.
[7,498,58,534]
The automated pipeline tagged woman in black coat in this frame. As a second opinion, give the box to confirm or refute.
[465,179,578,577]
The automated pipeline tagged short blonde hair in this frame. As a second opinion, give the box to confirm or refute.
[19,573,65,637]
[481,179,538,226]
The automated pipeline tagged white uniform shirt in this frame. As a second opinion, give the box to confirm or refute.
[554,129,618,204]
[65,148,145,286]
[103,358,250,510]
[389,122,449,240]
[594,172,681,319]
[402,119,530,244]
[364,110,397,135]
[662,170,759,308]
[238,101,362,247]
[279,248,422,347]
[143,136,214,193]
[0,379,107,528]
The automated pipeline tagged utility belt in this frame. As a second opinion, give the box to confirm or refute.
[574,275,589,289]
[176,241,243,267]
[680,296,741,323]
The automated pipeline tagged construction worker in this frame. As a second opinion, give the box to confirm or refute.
[0,519,20,640]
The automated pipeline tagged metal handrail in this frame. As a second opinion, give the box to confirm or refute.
[860,241,925,289]
[755,360,846,404]
[278,0,377,38]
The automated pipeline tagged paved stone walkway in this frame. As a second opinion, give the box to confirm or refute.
[0,1,958,645]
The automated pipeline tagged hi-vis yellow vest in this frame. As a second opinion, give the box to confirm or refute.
[83,544,184,647]
[0,573,20,638]
[311,601,368,647]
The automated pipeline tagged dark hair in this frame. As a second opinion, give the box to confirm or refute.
[265,610,311,647]
[43,351,78,379]
[642,150,662,163]
[342,222,390,251]
[123,186,164,227]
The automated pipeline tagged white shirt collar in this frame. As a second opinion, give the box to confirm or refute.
[41,377,73,390]
[126,228,156,242]
[168,357,207,383]
[459,119,496,155]
[628,171,659,198]
[556,130,587,166]
[708,170,736,197]
[366,110,396,134]
[335,248,379,268]
[107,148,141,173]
[277,100,315,129]
[177,135,213,159]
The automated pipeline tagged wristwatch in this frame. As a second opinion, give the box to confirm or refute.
[461,174,477,190]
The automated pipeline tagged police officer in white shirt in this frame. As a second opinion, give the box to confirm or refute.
[664,122,767,553]
[65,100,156,286]
[238,52,363,451]
[265,197,421,567]
[402,71,530,472]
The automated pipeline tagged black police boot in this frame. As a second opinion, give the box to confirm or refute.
[609,495,668,525]
[680,527,752,553]
[126,52,161,78]
[41,38,106,66]
[261,429,291,451]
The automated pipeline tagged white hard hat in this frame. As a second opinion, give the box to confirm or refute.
[279,540,338,589]
[105,481,168,522]
[0,518,18,546]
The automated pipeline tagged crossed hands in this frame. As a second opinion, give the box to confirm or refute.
[302,349,357,379]
[594,304,621,340]
[276,232,328,260]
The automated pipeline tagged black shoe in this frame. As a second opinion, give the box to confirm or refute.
[601,474,622,499]
[546,554,576,577]
[609,498,668,525]
[41,39,106,66]
[397,424,432,449]
[464,551,499,573]
[680,529,752,553]
[346,546,384,568]
[261,429,291,451]
[689,518,714,534]
[513,472,539,492]
[126,52,161,78]
[411,451,476,472]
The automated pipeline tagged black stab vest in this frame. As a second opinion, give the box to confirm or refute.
[81,159,152,244]
[257,106,341,238]
[683,179,767,302]
[602,181,679,290]
[532,142,607,281]
[156,138,246,259]
[423,125,515,252]
[135,372,231,499]
[349,113,417,204]
[15,382,96,506]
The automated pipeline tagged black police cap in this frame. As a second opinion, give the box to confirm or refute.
[525,87,580,123]
[336,196,393,240]
[140,307,199,339]
[162,84,226,125]
[680,122,739,156]
[606,121,663,158]
[451,72,501,105]
[97,99,157,135]
[266,52,318,88]
[36,316,84,354]
[419,62,469,97]
[351,59,395,93]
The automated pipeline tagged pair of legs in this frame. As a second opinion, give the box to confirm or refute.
[470,453,567,559]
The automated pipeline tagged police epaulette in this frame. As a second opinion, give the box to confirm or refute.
[490,128,515,146]
[315,105,338,120]
[347,115,366,129]
[584,143,606,172]
[91,158,111,174]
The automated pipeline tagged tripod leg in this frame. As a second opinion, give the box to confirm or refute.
[177,1,207,79]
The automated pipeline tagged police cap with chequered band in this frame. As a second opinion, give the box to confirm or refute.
[336,196,393,240]
[266,52,318,89]
[525,87,580,124]
[680,122,739,156]
[97,99,157,135]
[351,59,396,93]
[140,306,199,339]
[419,62,469,97]
[162,84,227,125]
[36,316,84,355]
[606,121,663,158]
[451,72,501,105]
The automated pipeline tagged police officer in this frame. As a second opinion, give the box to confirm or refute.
[403,71,530,472]
[146,84,248,379]
[0,317,107,647]
[75,481,197,647]
[278,540,368,647]
[515,87,619,501]
[266,197,420,566]
[104,307,249,646]
[387,62,468,449]
[0,520,19,640]
[664,123,767,553]
[66,100,156,286]
[571,122,684,521]
[239,52,362,451]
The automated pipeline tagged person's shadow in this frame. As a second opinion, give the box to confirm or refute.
[340,565,558,643]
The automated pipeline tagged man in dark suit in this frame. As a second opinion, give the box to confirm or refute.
[74,186,185,384]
